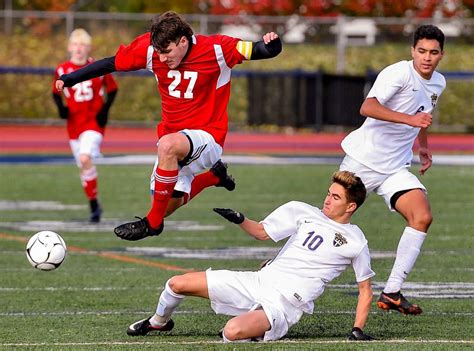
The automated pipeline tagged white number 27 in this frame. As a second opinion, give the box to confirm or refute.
[168,70,198,99]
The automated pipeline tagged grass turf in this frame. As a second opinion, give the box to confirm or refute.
[0,163,473,350]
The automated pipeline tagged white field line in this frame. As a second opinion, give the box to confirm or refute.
[1,339,473,347]
[1,281,474,300]
[1,282,473,291]
[1,309,472,317]
[0,220,223,233]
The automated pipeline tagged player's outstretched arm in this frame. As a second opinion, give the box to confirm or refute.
[55,56,117,91]
[213,208,270,240]
[249,32,282,60]
[348,278,374,341]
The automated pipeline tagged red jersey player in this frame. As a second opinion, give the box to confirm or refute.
[56,12,281,240]
[52,29,118,223]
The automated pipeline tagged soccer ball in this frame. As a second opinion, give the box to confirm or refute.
[26,231,67,271]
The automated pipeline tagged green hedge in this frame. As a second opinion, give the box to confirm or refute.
[1,31,473,129]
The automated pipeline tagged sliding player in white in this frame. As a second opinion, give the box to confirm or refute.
[126,171,375,342]
[340,25,446,315]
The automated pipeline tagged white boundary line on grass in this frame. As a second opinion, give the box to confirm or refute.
[1,309,473,317]
[1,339,473,347]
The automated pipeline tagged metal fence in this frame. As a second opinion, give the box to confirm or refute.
[1,10,474,72]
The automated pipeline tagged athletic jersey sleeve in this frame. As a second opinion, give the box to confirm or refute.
[115,33,151,71]
[218,34,245,68]
[103,73,118,93]
[352,243,376,282]
[260,201,304,242]
[52,65,63,95]
[367,61,410,105]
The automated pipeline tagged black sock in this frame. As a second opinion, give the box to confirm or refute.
[90,199,99,212]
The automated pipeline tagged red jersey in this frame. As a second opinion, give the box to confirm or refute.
[53,59,118,139]
[114,33,245,146]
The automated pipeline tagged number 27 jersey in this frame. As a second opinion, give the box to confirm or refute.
[114,33,246,146]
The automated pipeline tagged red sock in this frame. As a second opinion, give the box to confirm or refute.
[189,171,219,200]
[81,167,98,200]
[147,168,178,228]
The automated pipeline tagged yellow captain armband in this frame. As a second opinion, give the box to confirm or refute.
[236,41,253,60]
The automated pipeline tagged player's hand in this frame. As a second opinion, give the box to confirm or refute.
[55,79,65,92]
[409,112,432,128]
[59,106,69,119]
[96,106,109,128]
[213,208,245,224]
[418,147,432,175]
[348,327,373,341]
[262,32,279,45]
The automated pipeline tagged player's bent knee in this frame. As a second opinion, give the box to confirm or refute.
[409,211,433,232]
[223,320,243,341]
[157,135,180,156]
[416,212,433,231]
[167,275,185,294]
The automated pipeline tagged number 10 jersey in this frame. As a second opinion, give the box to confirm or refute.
[259,201,375,313]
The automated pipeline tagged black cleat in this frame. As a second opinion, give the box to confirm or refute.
[377,291,422,315]
[114,217,163,241]
[89,200,102,223]
[127,316,174,336]
[210,160,235,191]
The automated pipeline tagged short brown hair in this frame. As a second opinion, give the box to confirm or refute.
[150,11,193,52]
[332,170,366,210]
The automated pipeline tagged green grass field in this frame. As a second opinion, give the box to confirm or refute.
[0,163,473,350]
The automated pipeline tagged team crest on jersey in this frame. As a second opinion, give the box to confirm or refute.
[333,233,347,247]
[431,93,438,107]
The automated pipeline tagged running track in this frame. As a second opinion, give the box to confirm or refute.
[0,124,473,155]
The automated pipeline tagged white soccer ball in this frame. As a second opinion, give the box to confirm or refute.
[26,231,67,271]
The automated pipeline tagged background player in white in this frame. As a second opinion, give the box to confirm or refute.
[55,12,282,240]
[126,171,375,342]
[340,25,446,315]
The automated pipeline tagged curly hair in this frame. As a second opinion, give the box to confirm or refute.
[150,11,193,52]
[414,25,445,51]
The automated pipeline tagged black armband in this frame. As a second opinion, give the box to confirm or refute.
[251,38,282,60]
[60,56,116,87]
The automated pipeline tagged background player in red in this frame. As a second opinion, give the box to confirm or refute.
[56,12,282,239]
[53,28,118,223]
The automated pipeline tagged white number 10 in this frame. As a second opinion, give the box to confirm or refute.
[168,70,198,99]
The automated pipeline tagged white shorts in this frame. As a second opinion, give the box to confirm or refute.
[69,130,103,167]
[206,269,304,341]
[340,155,426,211]
[150,129,223,195]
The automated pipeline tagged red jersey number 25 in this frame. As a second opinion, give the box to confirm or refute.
[168,70,198,99]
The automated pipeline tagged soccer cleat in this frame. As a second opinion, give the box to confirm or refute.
[114,217,163,241]
[89,201,102,223]
[210,160,235,191]
[377,291,422,315]
[126,316,174,336]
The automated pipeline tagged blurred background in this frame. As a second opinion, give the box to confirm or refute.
[0,0,473,132]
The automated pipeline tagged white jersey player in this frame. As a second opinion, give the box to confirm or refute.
[125,171,375,342]
[340,25,446,315]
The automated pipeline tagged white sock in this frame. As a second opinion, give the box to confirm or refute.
[150,280,185,326]
[384,227,427,294]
